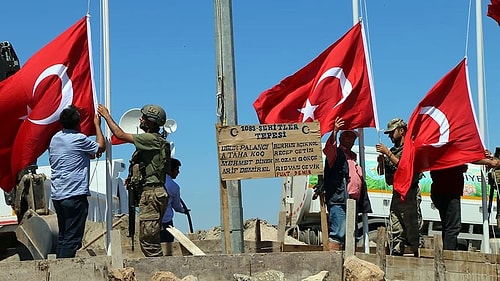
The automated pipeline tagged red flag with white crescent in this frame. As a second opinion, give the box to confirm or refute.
[488,0,500,26]
[393,58,485,200]
[0,16,97,192]
[253,21,378,136]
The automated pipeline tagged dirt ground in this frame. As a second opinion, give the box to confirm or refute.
[80,215,303,258]
[0,215,304,262]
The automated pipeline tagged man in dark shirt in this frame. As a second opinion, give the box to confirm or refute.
[431,155,500,250]
[430,165,468,250]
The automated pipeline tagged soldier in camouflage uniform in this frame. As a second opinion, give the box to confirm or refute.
[98,104,169,257]
[376,118,423,256]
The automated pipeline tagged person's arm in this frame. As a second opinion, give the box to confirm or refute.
[88,114,106,159]
[94,114,106,155]
[386,150,399,165]
[324,117,342,167]
[376,143,399,165]
[171,184,185,213]
[97,104,134,143]
[473,158,500,168]
[471,150,500,169]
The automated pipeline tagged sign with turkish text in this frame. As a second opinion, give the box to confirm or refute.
[216,122,323,180]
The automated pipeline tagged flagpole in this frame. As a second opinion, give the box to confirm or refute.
[352,0,369,254]
[476,0,490,254]
[102,0,113,256]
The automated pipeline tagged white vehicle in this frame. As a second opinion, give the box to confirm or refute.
[283,145,499,250]
[0,159,128,259]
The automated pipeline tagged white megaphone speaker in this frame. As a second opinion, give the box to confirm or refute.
[164,118,177,134]
[118,108,142,134]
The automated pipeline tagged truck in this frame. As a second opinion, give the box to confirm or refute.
[0,159,127,260]
[282,145,500,251]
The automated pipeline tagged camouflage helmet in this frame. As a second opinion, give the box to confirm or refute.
[384,118,407,134]
[141,104,166,126]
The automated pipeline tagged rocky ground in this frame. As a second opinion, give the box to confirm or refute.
[0,216,390,281]
[80,215,304,258]
[0,215,304,262]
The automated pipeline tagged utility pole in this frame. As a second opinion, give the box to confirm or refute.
[214,0,244,253]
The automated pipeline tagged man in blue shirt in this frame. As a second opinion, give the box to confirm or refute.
[49,105,105,258]
[160,158,186,256]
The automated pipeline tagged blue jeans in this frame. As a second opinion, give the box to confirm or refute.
[53,195,88,258]
[327,203,346,245]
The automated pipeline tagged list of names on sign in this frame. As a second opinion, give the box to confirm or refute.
[216,122,323,180]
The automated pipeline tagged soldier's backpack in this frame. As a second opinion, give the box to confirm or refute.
[151,138,171,182]
[127,136,171,190]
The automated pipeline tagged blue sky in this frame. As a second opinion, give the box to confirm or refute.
[3,1,500,233]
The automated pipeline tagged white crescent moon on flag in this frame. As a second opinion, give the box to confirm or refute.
[419,106,449,147]
[29,64,74,125]
[314,67,352,108]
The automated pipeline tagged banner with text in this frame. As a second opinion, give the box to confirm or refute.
[216,122,323,180]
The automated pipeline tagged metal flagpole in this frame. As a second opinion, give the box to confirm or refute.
[476,0,490,253]
[351,0,370,254]
[102,0,113,256]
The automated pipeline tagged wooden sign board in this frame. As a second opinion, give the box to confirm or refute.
[216,122,323,180]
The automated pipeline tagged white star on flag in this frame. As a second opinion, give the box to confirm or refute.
[254,22,377,136]
[298,99,319,122]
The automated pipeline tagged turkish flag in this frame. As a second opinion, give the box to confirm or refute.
[488,0,500,26]
[253,21,377,136]
[0,16,97,192]
[393,58,485,200]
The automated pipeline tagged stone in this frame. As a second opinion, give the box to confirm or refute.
[301,271,329,281]
[108,267,136,281]
[344,255,384,281]
[150,271,181,281]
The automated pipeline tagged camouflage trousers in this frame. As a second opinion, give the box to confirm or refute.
[389,185,423,255]
[139,186,169,257]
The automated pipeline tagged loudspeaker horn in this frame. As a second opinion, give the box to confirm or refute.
[118,108,142,134]
[164,119,177,134]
